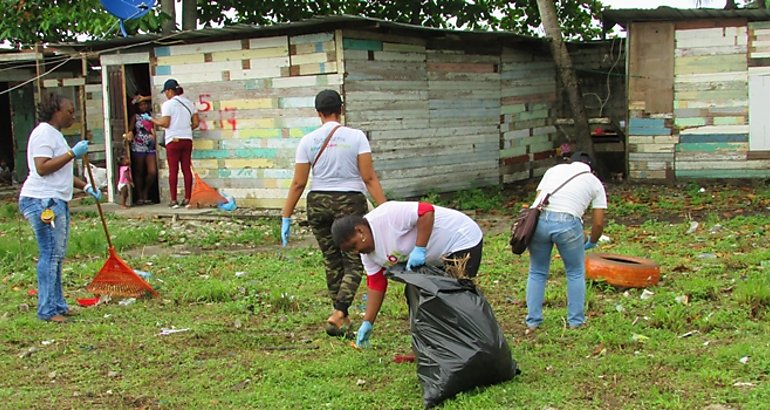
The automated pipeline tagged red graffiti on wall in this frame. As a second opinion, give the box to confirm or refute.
[220,107,237,131]
[195,94,237,131]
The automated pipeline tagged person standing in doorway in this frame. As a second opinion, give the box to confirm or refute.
[281,89,387,336]
[152,79,199,208]
[18,94,102,323]
[525,151,607,334]
[124,94,157,205]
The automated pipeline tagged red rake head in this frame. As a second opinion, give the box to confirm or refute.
[86,247,158,298]
[189,172,226,209]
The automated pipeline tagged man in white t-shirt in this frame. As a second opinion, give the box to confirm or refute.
[18,94,102,323]
[525,151,607,333]
[151,79,199,207]
[331,201,484,347]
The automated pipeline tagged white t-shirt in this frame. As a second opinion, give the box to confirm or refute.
[361,201,483,275]
[533,162,607,218]
[295,121,370,192]
[160,96,196,142]
[20,122,74,201]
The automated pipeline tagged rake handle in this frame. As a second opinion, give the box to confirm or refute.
[82,154,112,248]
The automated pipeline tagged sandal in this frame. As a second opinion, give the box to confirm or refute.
[46,315,67,323]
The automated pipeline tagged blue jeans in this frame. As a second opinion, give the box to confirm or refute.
[18,196,70,320]
[526,210,586,328]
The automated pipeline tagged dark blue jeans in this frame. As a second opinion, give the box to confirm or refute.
[19,196,70,320]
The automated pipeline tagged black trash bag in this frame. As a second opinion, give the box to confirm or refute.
[386,263,519,409]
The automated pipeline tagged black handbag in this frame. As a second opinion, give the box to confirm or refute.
[509,171,590,255]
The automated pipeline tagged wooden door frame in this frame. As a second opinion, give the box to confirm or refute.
[100,52,150,202]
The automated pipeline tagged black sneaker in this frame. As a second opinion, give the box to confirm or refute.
[168,200,179,208]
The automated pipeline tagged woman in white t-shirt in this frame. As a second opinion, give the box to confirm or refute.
[331,201,484,347]
[281,90,387,336]
[152,79,199,208]
[525,151,607,334]
[18,94,102,323]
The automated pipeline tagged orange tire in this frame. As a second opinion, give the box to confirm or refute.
[585,253,660,288]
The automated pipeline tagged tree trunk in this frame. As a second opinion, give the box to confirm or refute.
[182,0,197,31]
[724,0,737,9]
[535,0,595,159]
[161,0,176,33]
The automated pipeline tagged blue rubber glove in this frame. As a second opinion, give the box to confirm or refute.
[281,217,291,246]
[406,246,426,271]
[71,140,89,159]
[356,320,373,348]
[84,184,102,201]
[140,113,152,121]
[584,240,597,250]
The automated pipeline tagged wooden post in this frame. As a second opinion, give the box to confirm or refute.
[33,42,43,109]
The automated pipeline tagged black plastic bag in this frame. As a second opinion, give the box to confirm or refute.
[386,264,519,409]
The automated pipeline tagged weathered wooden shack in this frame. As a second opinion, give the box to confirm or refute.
[5,16,623,207]
[604,7,770,180]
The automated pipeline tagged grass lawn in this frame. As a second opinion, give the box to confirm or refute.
[1,182,769,409]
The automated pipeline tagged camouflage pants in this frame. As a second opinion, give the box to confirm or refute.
[306,191,369,316]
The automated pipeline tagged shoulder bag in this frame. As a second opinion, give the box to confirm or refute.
[509,170,590,255]
[312,125,342,168]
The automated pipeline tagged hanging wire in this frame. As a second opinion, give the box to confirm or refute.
[0,56,74,96]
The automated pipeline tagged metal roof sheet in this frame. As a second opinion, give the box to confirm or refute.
[55,14,545,52]
[603,7,770,29]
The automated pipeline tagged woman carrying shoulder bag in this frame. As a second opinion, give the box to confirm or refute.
[281,90,387,336]
[525,151,607,334]
[152,79,199,208]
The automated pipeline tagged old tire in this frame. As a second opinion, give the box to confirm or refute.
[585,253,660,288]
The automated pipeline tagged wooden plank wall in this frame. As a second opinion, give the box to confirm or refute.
[499,47,558,183]
[673,25,752,178]
[151,34,342,208]
[342,30,500,198]
[84,83,106,163]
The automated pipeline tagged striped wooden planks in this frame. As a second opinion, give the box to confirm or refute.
[627,118,675,180]
[500,47,558,184]
[151,32,345,205]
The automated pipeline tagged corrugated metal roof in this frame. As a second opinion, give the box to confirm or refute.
[603,7,770,29]
[56,14,545,52]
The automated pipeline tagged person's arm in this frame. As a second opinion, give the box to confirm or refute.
[34,153,73,176]
[357,153,387,206]
[124,115,136,142]
[588,208,605,244]
[152,116,171,128]
[281,163,310,218]
[73,176,88,190]
[191,113,200,130]
[364,287,386,324]
[414,204,435,247]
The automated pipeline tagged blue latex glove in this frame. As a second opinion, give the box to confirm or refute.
[140,113,152,120]
[84,184,102,201]
[71,140,89,159]
[406,246,427,271]
[584,240,597,250]
[356,320,373,348]
[281,217,291,246]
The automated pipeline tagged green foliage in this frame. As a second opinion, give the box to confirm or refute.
[0,0,606,47]
[0,0,168,47]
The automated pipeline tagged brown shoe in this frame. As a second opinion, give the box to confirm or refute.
[46,315,67,323]
[524,327,537,336]
[61,310,79,317]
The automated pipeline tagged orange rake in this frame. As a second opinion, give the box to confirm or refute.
[189,171,226,209]
[83,154,158,298]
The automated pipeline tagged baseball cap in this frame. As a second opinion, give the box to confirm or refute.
[570,151,593,167]
[315,89,343,111]
[162,79,180,92]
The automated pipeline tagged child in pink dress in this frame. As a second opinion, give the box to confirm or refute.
[117,155,133,208]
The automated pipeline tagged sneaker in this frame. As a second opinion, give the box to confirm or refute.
[168,200,179,208]
[180,199,190,208]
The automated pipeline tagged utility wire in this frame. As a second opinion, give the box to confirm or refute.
[0,56,74,96]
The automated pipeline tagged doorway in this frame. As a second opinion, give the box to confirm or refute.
[105,62,158,205]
